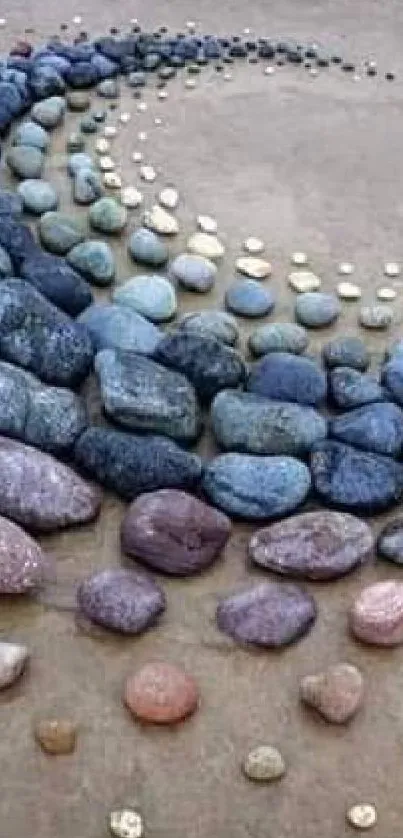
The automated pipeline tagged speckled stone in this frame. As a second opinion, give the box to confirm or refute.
[129,227,168,266]
[67,240,115,286]
[330,402,403,457]
[89,197,127,233]
[0,514,47,593]
[0,641,29,689]
[113,275,177,323]
[77,568,166,634]
[359,305,393,330]
[78,303,162,355]
[39,211,86,254]
[177,311,238,345]
[225,279,275,317]
[216,581,317,647]
[20,251,92,316]
[7,145,44,179]
[329,367,386,410]
[322,337,369,371]
[0,245,12,278]
[34,719,77,755]
[377,518,403,565]
[295,292,341,328]
[248,352,326,406]
[347,804,377,830]
[248,322,308,356]
[144,204,179,235]
[124,661,199,723]
[109,810,143,838]
[243,746,286,781]
[350,580,403,645]
[300,663,364,723]
[18,179,58,214]
[170,253,217,293]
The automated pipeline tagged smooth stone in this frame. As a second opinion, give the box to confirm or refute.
[0,190,23,218]
[159,187,179,210]
[329,367,386,410]
[12,120,49,150]
[0,641,29,689]
[330,402,403,456]
[243,746,286,782]
[127,70,146,87]
[382,356,403,405]
[243,237,264,255]
[350,580,403,645]
[103,172,122,189]
[216,581,317,646]
[124,662,199,723]
[0,514,46,593]
[0,245,13,278]
[212,390,327,456]
[248,322,308,357]
[128,227,168,266]
[67,241,115,286]
[113,275,177,323]
[347,805,377,831]
[288,270,321,293]
[109,810,143,838]
[291,251,308,266]
[0,279,93,386]
[177,311,238,345]
[338,261,355,275]
[95,349,201,443]
[197,214,217,234]
[31,95,66,128]
[97,78,119,98]
[34,719,77,755]
[121,489,231,575]
[144,205,179,236]
[73,168,103,204]
[295,292,341,328]
[7,145,44,179]
[225,279,275,317]
[384,261,400,277]
[300,663,364,723]
[187,232,224,260]
[377,286,396,301]
[322,337,369,371]
[250,511,373,580]
[236,256,271,279]
[0,361,87,454]
[78,303,162,355]
[67,152,95,177]
[18,179,58,214]
[66,91,90,111]
[39,211,85,255]
[310,440,403,513]
[247,352,327,406]
[154,332,246,403]
[20,251,93,316]
[337,280,362,300]
[377,518,403,564]
[77,568,165,634]
[359,305,393,329]
[74,426,203,500]
[170,253,217,292]
[89,197,127,233]
[203,453,311,519]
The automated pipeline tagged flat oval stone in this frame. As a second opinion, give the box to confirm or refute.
[67,240,115,286]
[350,580,403,645]
[89,197,127,233]
[337,280,362,300]
[39,211,85,254]
[144,204,179,236]
[295,292,341,328]
[113,275,177,323]
[12,120,50,151]
[124,662,199,723]
[250,511,373,580]
[216,581,317,646]
[121,489,231,575]
[34,718,77,754]
[211,390,327,456]
[0,514,47,593]
[78,303,162,355]
[225,279,275,317]
[77,568,165,634]
[203,453,311,519]
[67,152,95,177]
[129,227,168,266]
[177,311,238,345]
[187,232,224,260]
[73,167,103,205]
[300,662,364,723]
[359,305,392,330]
[247,352,327,406]
[311,440,403,513]
[243,746,286,782]
[18,179,58,214]
[329,367,386,410]
[288,270,321,293]
[377,518,403,564]
[236,256,271,279]
[330,402,403,457]
[7,145,44,179]
[248,322,308,357]
[170,253,217,292]
[322,337,369,371]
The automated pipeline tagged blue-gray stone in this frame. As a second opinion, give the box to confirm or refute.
[248,322,309,357]
[329,367,386,409]
[385,339,403,361]
[73,167,103,204]
[39,211,86,254]
[95,349,201,443]
[211,390,327,456]
[330,402,403,457]
[225,279,275,317]
[89,197,127,234]
[322,336,369,371]
[0,218,37,268]
[382,356,403,406]
[97,77,119,97]
[203,453,311,519]
[12,120,50,151]
[170,253,216,292]
[7,145,44,179]
[31,95,66,128]
[65,61,98,88]
[176,310,239,346]
[112,274,177,323]
[78,303,162,354]
[20,251,93,315]
[17,179,59,214]
[247,352,327,406]
[74,426,203,500]
[127,70,147,87]
[129,227,169,267]
[377,519,403,565]
[79,115,98,133]
[29,65,65,98]
[295,292,341,328]
[35,54,71,75]
[67,152,94,176]
[0,190,23,217]
[0,245,12,278]
[91,53,119,79]
[67,240,115,286]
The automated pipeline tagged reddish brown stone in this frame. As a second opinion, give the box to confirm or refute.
[121,489,231,575]
[0,514,47,593]
[300,663,364,723]
[350,580,403,645]
[124,662,199,724]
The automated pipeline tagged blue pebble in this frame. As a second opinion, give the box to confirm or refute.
[225,279,275,317]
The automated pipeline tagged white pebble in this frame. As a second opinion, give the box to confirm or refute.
[154,117,163,126]
[0,18,7,27]
[140,165,156,183]
[137,101,147,113]
[353,74,361,82]
[377,286,397,301]
[98,156,115,172]
[384,261,401,277]
[337,281,362,300]
[159,187,179,210]
[132,151,143,163]
[186,20,196,31]
[119,112,131,124]
[347,804,377,830]
[157,91,168,100]
[291,251,308,267]
[243,237,264,255]
[0,641,29,689]
[309,68,319,77]
[197,214,218,234]
[72,15,82,24]
[243,28,251,35]
[120,187,143,208]
[109,809,143,838]
[103,172,122,189]
[288,270,321,293]
[130,18,138,25]
[224,72,233,81]
[138,131,148,142]
[264,66,275,75]
[338,261,355,275]
[185,78,196,89]
[103,126,117,138]
[144,204,179,235]
[95,138,110,154]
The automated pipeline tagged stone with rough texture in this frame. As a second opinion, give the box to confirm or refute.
[34,719,77,755]
[330,402,403,456]
[20,251,93,316]
[236,256,271,279]
[225,279,275,317]
[350,580,403,645]
[329,368,386,410]
[216,581,317,647]
[187,232,224,260]
[311,440,403,513]
[124,662,199,723]
[170,253,217,292]
[129,227,168,266]
[0,190,23,218]
[77,568,165,634]
[347,805,377,831]
[67,240,115,286]
[121,489,231,575]
[250,511,373,580]
[78,303,162,355]
[74,427,202,500]
[0,514,46,593]
[243,746,286,782]
[39,211,86,255]
[177,311,238,345]
[113,275,177,323]
[295,292,341,328]
[89,197,127,233]
[377,519,403,565]
[109,810,143,838]
[247,352,326,406]
[248,322,308,357]
[322,337,369,371]
[382,356,403,405]
[67,153,95,177]
[0,641,29,689]
[300,663,364,723]
[17,179,58,214]
[0,245,12,278]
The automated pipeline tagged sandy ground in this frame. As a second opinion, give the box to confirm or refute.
[0,1,403,837]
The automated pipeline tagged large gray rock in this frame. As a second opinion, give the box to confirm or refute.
[78,303,162,354]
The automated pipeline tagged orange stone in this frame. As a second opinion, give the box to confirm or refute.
[124,662,199,724]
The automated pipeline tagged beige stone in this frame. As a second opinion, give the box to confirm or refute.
[236,256,271,279]
[187,232,225,260]
[143,204,179,235]
[288,270,321,292]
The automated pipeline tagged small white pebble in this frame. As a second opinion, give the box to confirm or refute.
[377,286,397,301]
[130,18,138,25]
[197,214,218,234]
[243,237,264,255]
[103,126,117,138]
[0,18,7,27]
[337,281,362,300]
[159,187,179,210]
[347,804,377,830]
[138,131,148,142]
[223,72,233,81]
[157,91,168,100]
[103,172,122,189]
[186,20,196,31]
[119,112,131,124]
[140,165,156,183]
[98,156,115,172]
[353,74,361,81]
[291,251,308,267]
[109,808,143,838]
[132,151,143,163]
[185,78,196,89]
[264,66,275,75]
[154,117,163,126]
[95,138,110,154]
[243,28,251,35]
[338,261,355,275]
[120,186,143,208]
[309,68,319,77]
[137,101,147,113]
[384,261,401,277]
[72,15,82,24]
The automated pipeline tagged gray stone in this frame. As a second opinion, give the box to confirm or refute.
[39,211,86,254]
[113,275,177,323]
[12,120,50,151]
[377,519,403,565]
[382,356,403,405]
[322,337,370,371]
[225,279,275,317]
[248,322,309,357]
[89,197,127,234]
[17,179,59,214]
[295,292,341,328]
[73,167,103,204]
[7,145,44,179]
[31,95,66,128]
[359,305,393,330]
[177,311,239,346]
[329,367,386,409]
[67,240,115,286]
[97,78,119,98]
[67,152,94,177]
[78,303,162,354]
[0,190,23,218]
[170,253,217,292]
[128,227,169,266]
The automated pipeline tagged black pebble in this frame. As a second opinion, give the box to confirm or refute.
[277,58,285,66]
[246,41,257,51]
[132,25,141,33]
[367,67,377,77]
[215,64,224,72]
[342,61,355,72]
[248,56,258,64]
[223,55,234,64]
[305,62,312,69]
[159,26,168,34]
[386,72,395,81]
[60,23,68,31]
[331,55,342,64]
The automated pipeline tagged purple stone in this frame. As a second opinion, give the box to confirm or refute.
[77,568,166,634]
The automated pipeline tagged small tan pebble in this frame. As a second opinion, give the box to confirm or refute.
[187,232,225,260]
[288,270,321,293]
[347,804,377,830]
[236,256,272,279]
[120,187,143,208]
[138,131,148,142]
[291,251,308,266]
[109,809,143,838]
[338,261,355,275]
[337,281,362,300]
[140,165,156,183]
[243,237,264,255]
[98,156,115,172]
[185,78,196,89]
[384,261,400,277]
[300,662,364,724]
[144,204,179,235]
[104,126,117,138]
[132,151,143,163]
[224,72,233,81]
[243,745,286,782]
[0,641,29,689]
[197,214,218,234]
[159,187,179,210]
[95,138,110,154]
[34,718,77,755]
[157,91,168,100]
[137,102,147,113]
[264,66,275,75]
[104,172,122,189]
[154,117,163,126]
[72,15,82,24]
[119,112,131,124]
[377,286,396,301]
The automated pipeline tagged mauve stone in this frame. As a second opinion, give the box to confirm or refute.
[0,436,101,532]
[250,511,374,580]
[0,514,47,593]
[300,663,364,723]
[216,582,317,647]
[377,518,403,565]
[124,661,199,723]
[350,580,403,645]
[77,568,165,634]
[121,489,231,575]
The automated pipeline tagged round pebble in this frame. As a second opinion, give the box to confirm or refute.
[132,151,143,163]
[159,187,179,210]
[170,253,217,292]
[243,236,264,255]
[104,172,122,189]
[77,568,166,634]
[225,279,275,317]
[67,240,115,286]
[300,662,364,723]
[288,270,321,293]
[39,211,85,254]
[120,187,143,208]
[243,745,286,782]
[124,662,199,724]
[347,805,377,830]
[337,281,362,300]
[89,197,127,233]
[113,274,177,323]
[120,112,131,124]
[95,138,110,154]
[359,304,393,329]
[144,204,179,235]
[109,810,143,838]
[18,179,58,214]
[236,256,271,279]
[129,227,168,266]
[295,292,341,328]
[98,155,115,172]
[140,165,156,183]
[377,518,403,565]
[0,641,29,690]
[34,719,77,755]
[384,261,400,277]
[350,580,403,645]
[104,126,117,138]
[248,322,308,356]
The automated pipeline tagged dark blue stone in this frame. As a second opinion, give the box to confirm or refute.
[0,218,37,268]
[225,279,275,318]
[90,53,118,78]
[330,402,403,457]
[322,336,369,371]
[29,65,65,98]
[20,251,93,315]
[382,356,403,406]
[65,61,98,87]
[329,367,386,409]
[247,352,327,406]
